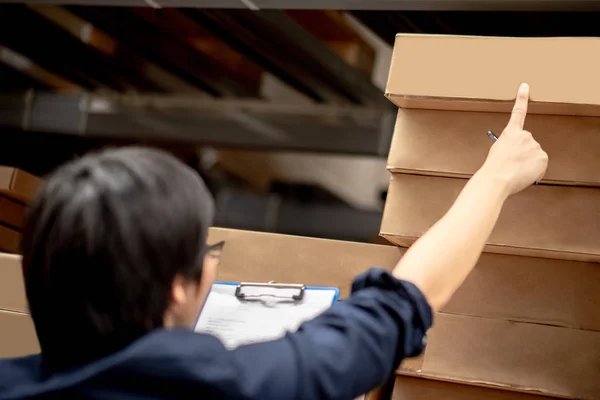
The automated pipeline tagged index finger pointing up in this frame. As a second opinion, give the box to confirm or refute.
[508,83,530,129]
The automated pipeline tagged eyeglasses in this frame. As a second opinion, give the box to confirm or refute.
[205,240,225,263]
[191,240,225,278]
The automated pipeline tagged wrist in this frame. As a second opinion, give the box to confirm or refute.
[471,167,512,202]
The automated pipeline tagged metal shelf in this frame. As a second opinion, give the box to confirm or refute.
[1,0,599,11]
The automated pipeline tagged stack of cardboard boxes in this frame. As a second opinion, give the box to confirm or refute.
[0,252,37,358]
[0,167,41,254]
[381,34,600,398]
[1,35,599,399]
[0,167,41,357]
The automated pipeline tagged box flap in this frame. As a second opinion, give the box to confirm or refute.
[386,34,600,116]
[387,109,600,186]
[398,313,600,399]
[381,174,600,262]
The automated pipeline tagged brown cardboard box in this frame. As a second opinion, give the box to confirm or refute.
[444,252,600,331]
[208,228,402,298]
[1,229,598,332]
[0,253,36,358]
[0,196,27,229]
[398,313,600,399]
[2,229,599,358]
[0,224,20,254]
[381,174,600,262]
[392,376,554,400]
[0,229,403,358]
[210,229,600,331]
[0,310,38,358]
[0,167,41,204]
[387,108,600,186]
[386,34,600,116]
[2,230,599,398]
[0,253,27,314]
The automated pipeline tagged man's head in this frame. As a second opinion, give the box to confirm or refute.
[21,147,219,370]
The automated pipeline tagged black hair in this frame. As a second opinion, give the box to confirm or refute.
[21,147,214,370]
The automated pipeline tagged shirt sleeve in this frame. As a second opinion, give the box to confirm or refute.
[224,268,433,400]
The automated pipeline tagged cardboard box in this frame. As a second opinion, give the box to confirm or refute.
[1,229,598,331]
[209,229,600,331]
[0,229,404,358]
[0,252,27,314]
[444,252,600,332]
[2,229,599,360]
[0,310,39,358]
[388,109,600,186]
[208,228,402,298]
[0,252,36,358]
[0,195,27,229]
[0,224,20,254]
[381,174,600,262]
[398,313,600,399]
[392,376,554,400]
[386,34,600,116]
[0,167,41,204]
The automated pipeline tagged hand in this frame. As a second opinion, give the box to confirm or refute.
[479,83,548,196]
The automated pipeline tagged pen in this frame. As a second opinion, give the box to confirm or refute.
[487,130,538,185]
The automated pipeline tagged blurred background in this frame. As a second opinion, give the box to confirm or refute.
[0,0,599,244]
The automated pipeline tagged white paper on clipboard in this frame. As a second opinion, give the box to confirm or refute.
[194,282,339,349]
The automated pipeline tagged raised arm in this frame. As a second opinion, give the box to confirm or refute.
[213,83,548,400]
[393,83,548,311]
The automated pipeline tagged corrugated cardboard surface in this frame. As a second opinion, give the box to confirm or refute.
[386,34,600,116]
[0,253,35,358]
[3,228,593,325]
[0,224,20,254]
[2,229,598,398]
[208,228,402,298]
[0,253,27,314]
[445,252,600,331]
[0,310,38,358]
[0,196,27,229]
[0,166,41,204]
[387,108,600,186]
[398,313,600,399]
[381,174,600,262]
[213,229,600,331]
[392,376,554,400]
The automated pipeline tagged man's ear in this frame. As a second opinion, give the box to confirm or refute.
[171,274,189,305]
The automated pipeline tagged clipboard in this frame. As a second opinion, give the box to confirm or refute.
[194,281,340,349]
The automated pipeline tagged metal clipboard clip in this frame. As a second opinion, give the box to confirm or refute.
[235,281,305,302]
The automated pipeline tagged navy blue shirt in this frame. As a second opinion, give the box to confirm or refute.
[0,268,432,400]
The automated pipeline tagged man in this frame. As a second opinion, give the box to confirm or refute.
[0,83,547,399]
